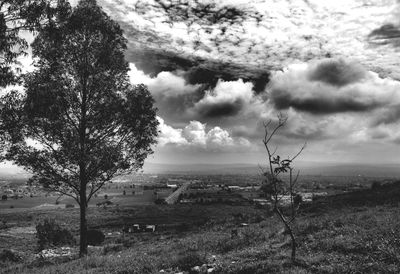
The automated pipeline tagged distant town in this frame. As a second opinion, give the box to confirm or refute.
[1,173,396,210]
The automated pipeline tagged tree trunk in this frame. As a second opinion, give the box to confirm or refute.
[288,227,296,263]
[79,186,87,256]
[79,71,88,257]
[274,207,296,263]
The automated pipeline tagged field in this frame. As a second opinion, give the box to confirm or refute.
[0,188,173,210]
[1,181,400,273]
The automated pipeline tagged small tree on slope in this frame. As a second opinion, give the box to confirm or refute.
[261,114,306,262]
[0,0,158,256]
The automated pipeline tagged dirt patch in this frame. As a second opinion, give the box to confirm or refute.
[7,226,36,235]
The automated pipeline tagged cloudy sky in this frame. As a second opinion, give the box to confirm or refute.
[12,0,400,168]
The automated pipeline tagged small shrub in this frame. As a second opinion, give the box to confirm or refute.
[1,195,7,201]
[174,251,206,271]
[371,181,382,190]
[102,243,124,254]
[0,249,22,263]
[87,229,105,246]
[254,214,264,223]
[36,218,75,250]
[65,204,74,208]
[154,198,166,205]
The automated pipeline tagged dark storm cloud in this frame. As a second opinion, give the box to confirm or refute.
[149,0,262,26]
[271,87,381,114]
[107,0,270,94]
[368,23,400,47]
[125,46,270,93]
[267,58,393,115]
[185,63,270,94]
[195,99,243,118]
[308,59,367,87]
[367,0,400,49]
[153,86,204,124]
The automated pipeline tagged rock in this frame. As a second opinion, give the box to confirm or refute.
[36,247,75,259]
[199,264,208,273]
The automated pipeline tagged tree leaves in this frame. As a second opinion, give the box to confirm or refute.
[272,155,293,174]
[1,0,159,203]
[0,0,71,87]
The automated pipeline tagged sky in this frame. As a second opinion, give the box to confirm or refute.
[9,0,400,169]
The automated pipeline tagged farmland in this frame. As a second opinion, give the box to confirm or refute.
[1,174,400,273]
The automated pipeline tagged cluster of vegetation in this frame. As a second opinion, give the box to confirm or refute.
[36,218,75,251]
[0,0,158,256]
[2,187,400,273]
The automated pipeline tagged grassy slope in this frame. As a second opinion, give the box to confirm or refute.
[2,183,400,273]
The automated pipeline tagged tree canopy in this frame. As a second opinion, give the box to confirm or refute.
[0,0,159,255]
[0,0,70,86]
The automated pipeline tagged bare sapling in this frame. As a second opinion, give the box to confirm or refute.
[261,114,306,263]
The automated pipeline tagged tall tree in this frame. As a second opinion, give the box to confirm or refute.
[0,0,70,87]
[0,0,159,256]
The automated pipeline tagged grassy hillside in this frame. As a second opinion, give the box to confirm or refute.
[2,182,400,273]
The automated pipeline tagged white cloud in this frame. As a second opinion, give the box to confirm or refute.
[157,117,187,146]
[269,59,400,114]
[264,59,400,145]
[189,79,266,119]
[129,63,200,97]
[101,0,400,77]
[148,71,200,97]
[128,63,152,86]
[182,121,207,145]
[93,0,400,164]
[194,79,253,107]
[157,116,251,151]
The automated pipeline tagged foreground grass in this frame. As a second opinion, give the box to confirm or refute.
[2,185,400,273]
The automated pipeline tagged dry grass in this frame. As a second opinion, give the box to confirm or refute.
[2,184,400,273]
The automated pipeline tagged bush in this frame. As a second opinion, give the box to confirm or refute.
[174,251,206,271]
[154,198,166,205]
[102,244,124,254]
[87,229,105,246]
[65,204,74,208]
[36,218,75,251]
[371,181,382,190]
[1,195,7,201]
[0,249,22,263]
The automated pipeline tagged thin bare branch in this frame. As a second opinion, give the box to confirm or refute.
[290,142,307,162]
